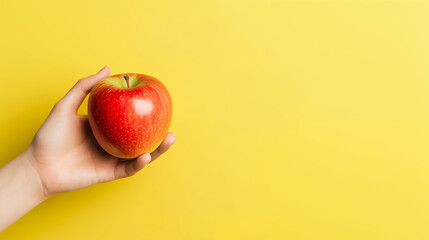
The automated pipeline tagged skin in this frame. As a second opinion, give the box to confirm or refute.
[0,66,176,232]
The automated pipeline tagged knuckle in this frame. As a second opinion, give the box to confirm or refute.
[75,79,84,88]
[75,79,88,95]
[52,101,67,114]
[52,101,62,111]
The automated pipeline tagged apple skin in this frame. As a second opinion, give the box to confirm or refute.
[88,73,172,159]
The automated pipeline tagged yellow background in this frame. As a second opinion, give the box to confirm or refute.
[1,0,428,239]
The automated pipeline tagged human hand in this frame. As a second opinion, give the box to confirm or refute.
[26,66,176,197]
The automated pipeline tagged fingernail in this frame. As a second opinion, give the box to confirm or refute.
[143,153,151,164]
[98,65,108,73]
[171,135,177,145]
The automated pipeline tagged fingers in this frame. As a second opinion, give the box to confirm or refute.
[56,66,110,114]
[114,153,152,179]
[110,132,176,179]
[150,132,176,162]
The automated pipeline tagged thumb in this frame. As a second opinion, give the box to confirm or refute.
[56,66,110,114]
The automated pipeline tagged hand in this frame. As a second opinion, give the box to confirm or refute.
[27,66,176,197]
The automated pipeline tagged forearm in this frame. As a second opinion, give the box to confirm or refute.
[0,149,48,232]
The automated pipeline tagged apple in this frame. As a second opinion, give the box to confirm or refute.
[88,73,172,159]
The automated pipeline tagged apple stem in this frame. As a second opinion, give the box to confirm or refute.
[124,74,130,88]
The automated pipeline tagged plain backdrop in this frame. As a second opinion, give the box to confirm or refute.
[1,0,429,239]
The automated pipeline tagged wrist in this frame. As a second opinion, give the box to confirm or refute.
[0,148,49,231]
[14,148,51,202]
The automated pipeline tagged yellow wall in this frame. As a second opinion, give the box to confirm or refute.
[1,0,428,239]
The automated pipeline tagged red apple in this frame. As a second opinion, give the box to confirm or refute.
[88,73,172,159]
